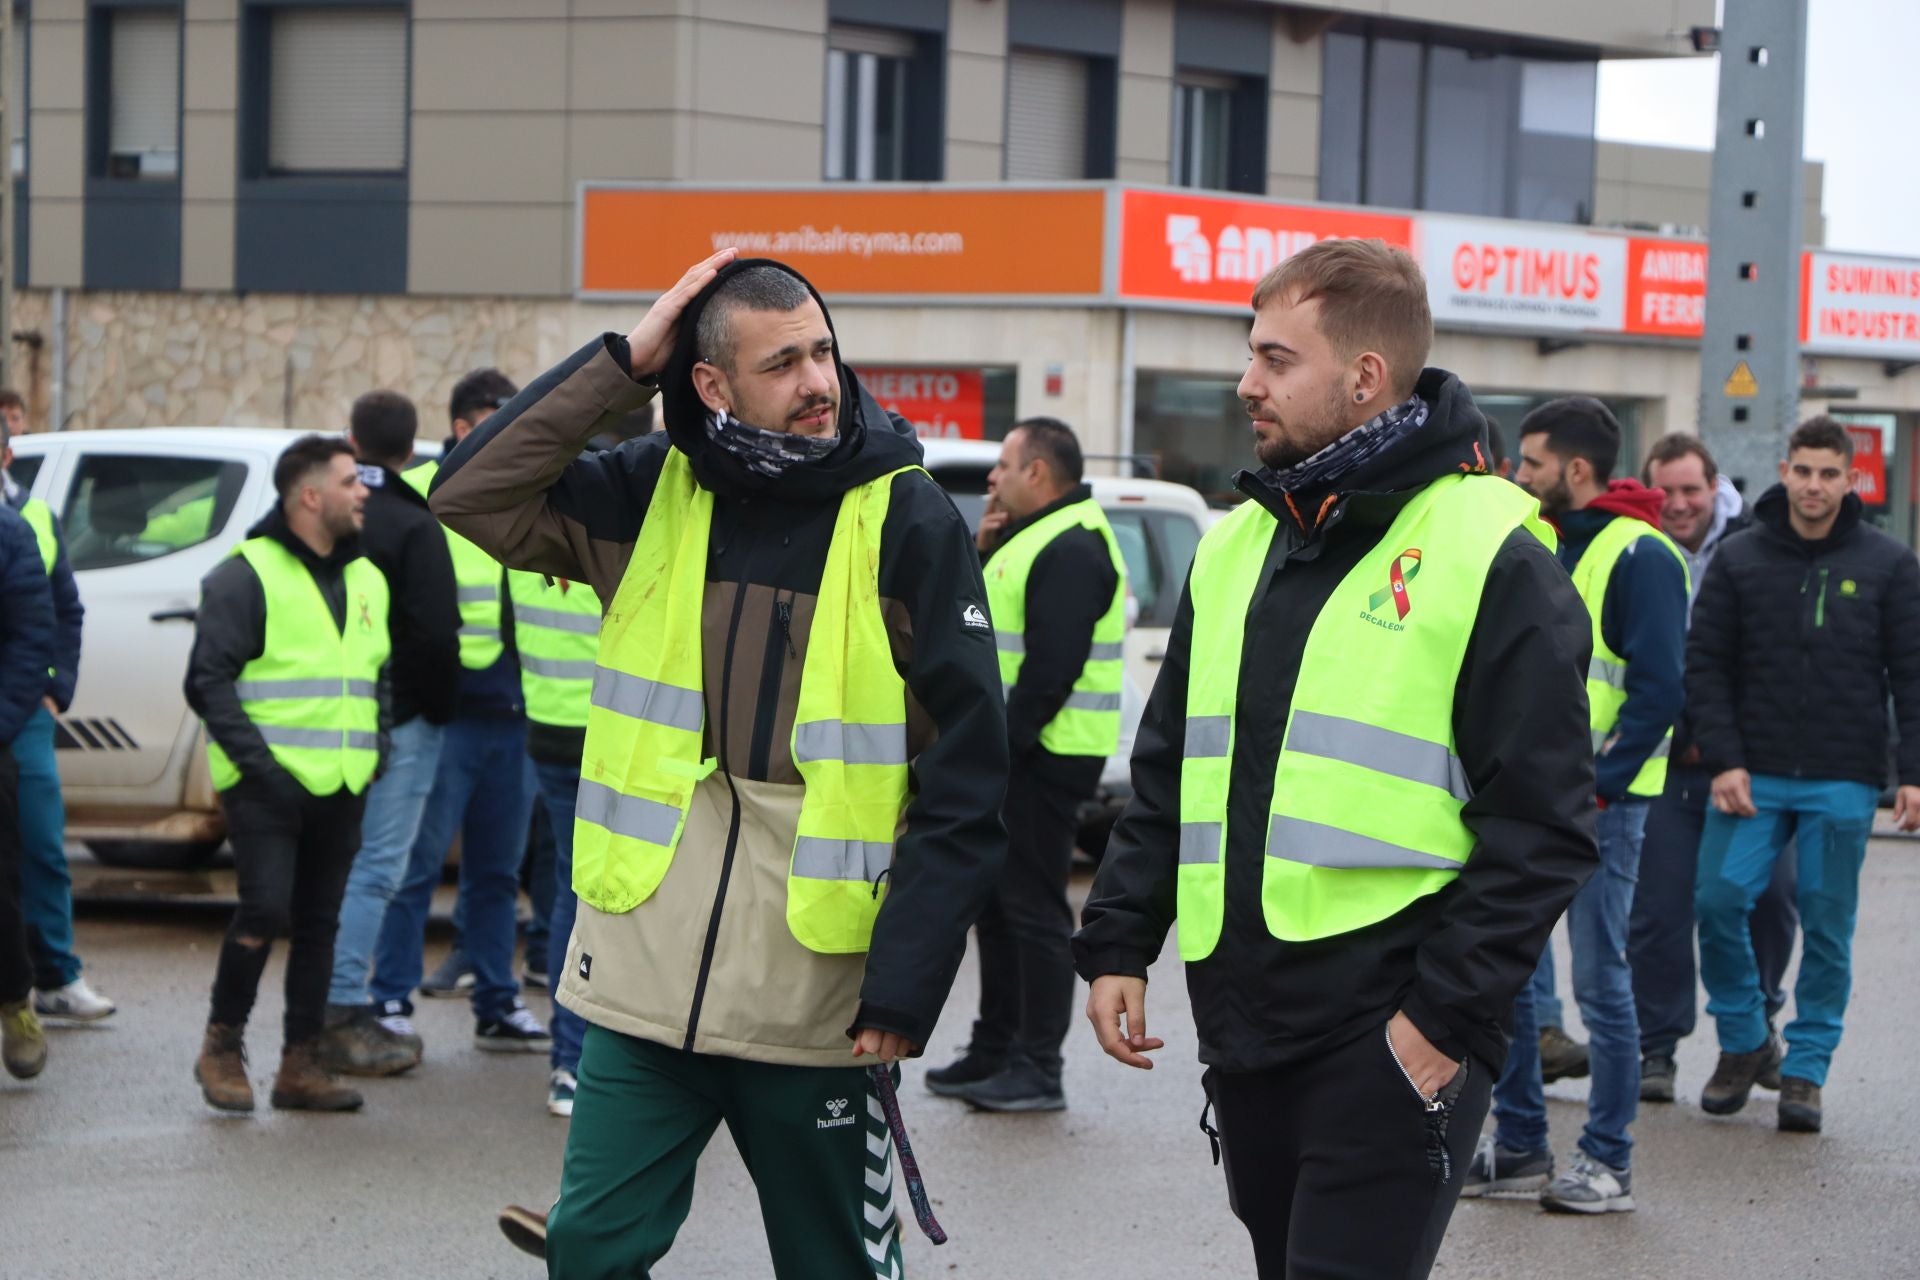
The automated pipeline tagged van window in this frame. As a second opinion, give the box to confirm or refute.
[6,453,42,492]
[1107,509,1204,629]
[62,455,247,570]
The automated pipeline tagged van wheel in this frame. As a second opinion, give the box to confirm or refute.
[85,839,222,871]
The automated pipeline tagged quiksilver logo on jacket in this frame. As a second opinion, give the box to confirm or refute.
[961,604,990,630]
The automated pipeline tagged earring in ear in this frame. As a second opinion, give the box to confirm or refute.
[1355,392,1366,402]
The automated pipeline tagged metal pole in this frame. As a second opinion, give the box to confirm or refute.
[49,286,65,431]
[1116,308,1137,476]
[1696,0,1810,494]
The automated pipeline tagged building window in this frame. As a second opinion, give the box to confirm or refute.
[1319,26,1596,224]
[104,8,180,180]
[825,26,913,181]
[1171,76,1233,190]
[267,8,406,175]
[1005,49,1089,180]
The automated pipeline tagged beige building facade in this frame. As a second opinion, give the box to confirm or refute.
[10,0,1918,537]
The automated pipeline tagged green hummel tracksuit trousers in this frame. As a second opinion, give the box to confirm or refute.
[546,1024,905,1280]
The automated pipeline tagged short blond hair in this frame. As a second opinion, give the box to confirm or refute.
[1250,239,1432,399]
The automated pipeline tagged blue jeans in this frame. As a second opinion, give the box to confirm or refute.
[533,758,584,1073]
[1495,799,1647,1170]
[1530,939,1566,1031]
[12,707,79,989]
[372,716,534,1023]
[327,717,445,1007]
[524,793,554,968]
[1697,775,1877,1087]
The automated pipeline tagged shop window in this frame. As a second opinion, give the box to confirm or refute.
[101,7,180,180]
[825,25,941,182]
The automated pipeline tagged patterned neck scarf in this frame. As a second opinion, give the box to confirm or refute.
[1263,394,1431,494]
[702,409,839,478]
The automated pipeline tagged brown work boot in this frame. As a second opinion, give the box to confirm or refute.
[1700,1032,1783,1116]
[194,1022,254,1113]
[316,1005,421,1078]
[1778,1076,1823,1133]
[270,1041,364,1112]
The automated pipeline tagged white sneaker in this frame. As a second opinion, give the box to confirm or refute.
[376,1012,419,1040]
[33,977,116,1022]
[548,1068,577,1118]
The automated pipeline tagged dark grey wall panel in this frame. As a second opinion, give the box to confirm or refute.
[829,0,945,34]
[233,179,406,294]
[84,182,182,289]
[1175,1,1271,78]
[1009,0,1121,58]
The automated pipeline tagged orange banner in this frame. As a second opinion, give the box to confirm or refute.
[1623,238,1707,338]
[580,187,1107,299]
[1118,189,1414,308]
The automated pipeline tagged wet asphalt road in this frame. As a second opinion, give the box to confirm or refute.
[7,840,1920,1279]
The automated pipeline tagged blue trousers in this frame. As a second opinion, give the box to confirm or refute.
[371,716,534,1023]
[1495,800,1647,1170]
[533,758,584,1074]
[327,717,444,1007]
[12,706,80,989]
[1697,775,1877,1087]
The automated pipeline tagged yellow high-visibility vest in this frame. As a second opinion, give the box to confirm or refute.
[1571,516,1689,798]
[508,569,599,729]
[405,460,504,670]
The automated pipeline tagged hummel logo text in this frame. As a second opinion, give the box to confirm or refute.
[818,1097,856,1129]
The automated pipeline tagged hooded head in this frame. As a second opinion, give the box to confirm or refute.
[658,258,919,499]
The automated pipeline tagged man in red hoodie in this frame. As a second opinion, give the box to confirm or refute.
[1462,398,1689,1214]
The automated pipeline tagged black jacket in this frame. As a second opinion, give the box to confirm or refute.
[983,483,1120,761]
[433,258,1009,1050]
[354,462,460,728]
[1073,369,1598,1074]
[184,507,392,789]
[1685,485,1920,789]
[0,503,54,745]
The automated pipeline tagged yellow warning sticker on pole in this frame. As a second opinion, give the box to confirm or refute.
[1725,361,1759,398]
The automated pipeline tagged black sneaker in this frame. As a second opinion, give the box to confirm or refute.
[958,1062,1066,1113]
[475,1004,551,1054]
[1640,1053,1677,1103]
[421,947,475,998]
[522,957,550,992]
[925,1048,1005,1098]
[1539,1025,1591,1083]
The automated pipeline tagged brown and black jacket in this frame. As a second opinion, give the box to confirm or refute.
[430,261,1009,1066]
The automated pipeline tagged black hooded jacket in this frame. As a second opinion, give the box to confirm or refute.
[431,258,1009,1051]
[354,461,461,728]
[1073,369,1599,1074]
[1686,484,1920,789]
[185,506,392,789]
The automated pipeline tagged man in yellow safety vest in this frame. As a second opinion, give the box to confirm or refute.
[1073,238,1597,1277]
[186,435,391,1115]
[432,251,1009,1277]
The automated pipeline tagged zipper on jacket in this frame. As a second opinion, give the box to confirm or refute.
[683,542,755,1051]
[1816,566,1830,628]
[747,590,797,780]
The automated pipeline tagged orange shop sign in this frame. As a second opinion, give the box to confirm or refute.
[1623,238,1707,338]
[578,186,1106,301]
[860,367,985,440]
[1117,188,1415,309]
[1843,422,1889,506]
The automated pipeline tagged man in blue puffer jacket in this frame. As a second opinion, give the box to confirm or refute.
[0,499,56,1079]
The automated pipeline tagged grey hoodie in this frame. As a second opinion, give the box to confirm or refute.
[1677,473,1747,609]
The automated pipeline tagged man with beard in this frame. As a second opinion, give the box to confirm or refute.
[1469,400,1688,1214]
[1629,434,1797,1104]
[430,252,1008,1277]
[1688,417,1920,1133]
[186,436,390,1114]
[1073,238,1595,1276]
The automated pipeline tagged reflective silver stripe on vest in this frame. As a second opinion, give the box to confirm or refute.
[1087,641,1125,662]
[591,668,704,734]
[792,835,893,883]
[1185,715,1231,759]
[456,586,498,604]
[518,605,599,634]
[1062,691,1121,713]
[1266,815,1462,871]
[575,778,682,847]
[256,725,376,751]
[996,633,1025,655]
[1647,736,1671,760]
[793,720,909,766]
[460,623,499,638]
[1589,655,1626,689]
[1179,821,1222,865]
[1285,710,1471,803]
[235,678,377,701]
[521,655,596,681]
